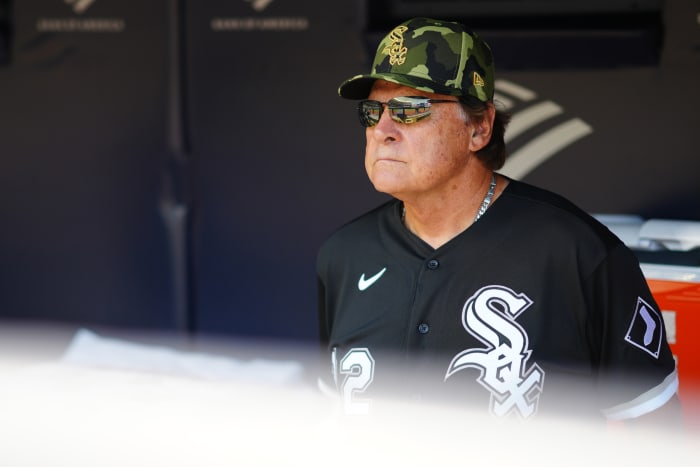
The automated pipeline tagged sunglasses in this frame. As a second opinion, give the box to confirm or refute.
[357,96,461,127]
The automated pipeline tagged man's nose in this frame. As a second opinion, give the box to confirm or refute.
[372,103,399,134]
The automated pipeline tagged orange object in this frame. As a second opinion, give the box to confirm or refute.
[646,273,700,430]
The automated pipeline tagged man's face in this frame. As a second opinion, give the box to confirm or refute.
[364,81,476,203]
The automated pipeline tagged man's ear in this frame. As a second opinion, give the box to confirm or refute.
[468,104,495,152]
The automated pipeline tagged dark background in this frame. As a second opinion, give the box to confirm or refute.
[0,0,698,341]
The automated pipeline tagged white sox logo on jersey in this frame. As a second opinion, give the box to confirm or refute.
[446,286,545,419]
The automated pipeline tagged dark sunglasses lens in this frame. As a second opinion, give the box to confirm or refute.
[389,97,431,124]
[358,100,382,127]
[357,97,436,127]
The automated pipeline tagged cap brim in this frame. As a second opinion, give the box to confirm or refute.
[338,73,463,100]
[337,75,377,100]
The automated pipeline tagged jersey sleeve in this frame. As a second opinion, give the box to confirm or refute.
[585,243,678,420]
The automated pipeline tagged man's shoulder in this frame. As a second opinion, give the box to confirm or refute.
[318,200,397,255]
[504,178,589,217]
[502,178,621,247]
[325,200,396,237]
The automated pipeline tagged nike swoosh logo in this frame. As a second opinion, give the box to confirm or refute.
[358,267,387,291]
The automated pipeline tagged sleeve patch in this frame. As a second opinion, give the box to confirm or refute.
[624,297,664,359]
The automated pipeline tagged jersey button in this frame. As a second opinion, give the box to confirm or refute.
[417,323,430,334]
[427,259,439,270]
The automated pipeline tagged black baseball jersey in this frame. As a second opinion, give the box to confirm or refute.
[317,179,677,420]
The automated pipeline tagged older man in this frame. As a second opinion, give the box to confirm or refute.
[317,17,679,424]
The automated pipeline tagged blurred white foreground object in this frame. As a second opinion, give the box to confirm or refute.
[61,328,305,385]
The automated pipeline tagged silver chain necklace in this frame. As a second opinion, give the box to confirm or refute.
[401,173,497,225]
[474,173,497,222]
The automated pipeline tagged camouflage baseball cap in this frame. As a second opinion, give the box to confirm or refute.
[338,17,495,102]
